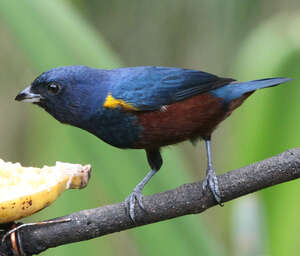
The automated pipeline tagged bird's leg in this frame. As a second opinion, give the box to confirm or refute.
[125,169,157,221]
[125,149,162,222]
[202,137,223,205]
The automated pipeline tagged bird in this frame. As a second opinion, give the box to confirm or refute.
[15,65,291,221]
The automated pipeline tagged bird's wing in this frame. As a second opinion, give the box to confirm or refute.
[104,66,234,111]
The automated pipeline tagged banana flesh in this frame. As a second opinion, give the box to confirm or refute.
[0,159,91,223]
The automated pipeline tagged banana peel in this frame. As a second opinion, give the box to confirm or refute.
[0,159,91,223]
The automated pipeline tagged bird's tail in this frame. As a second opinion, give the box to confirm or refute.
[212,77,292,101]
[234,77,292,91]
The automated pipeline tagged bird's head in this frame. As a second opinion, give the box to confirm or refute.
[15,65,109,126]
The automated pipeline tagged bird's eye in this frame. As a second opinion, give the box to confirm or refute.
[47,84,60,95]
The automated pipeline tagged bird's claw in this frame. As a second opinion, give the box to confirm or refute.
[202,168,223,206]
[124,189,146,222]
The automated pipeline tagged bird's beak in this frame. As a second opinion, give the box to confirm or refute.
[15,86,42,103]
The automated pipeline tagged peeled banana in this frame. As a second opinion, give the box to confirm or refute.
[0,159,91,223]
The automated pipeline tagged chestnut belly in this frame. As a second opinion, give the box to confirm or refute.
[133,92,251,149]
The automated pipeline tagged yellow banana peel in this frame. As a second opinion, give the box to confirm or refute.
[0,159,91,223]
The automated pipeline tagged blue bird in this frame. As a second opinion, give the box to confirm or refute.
[15,66,291,221]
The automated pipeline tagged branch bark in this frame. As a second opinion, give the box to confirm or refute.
[1,148,300,255]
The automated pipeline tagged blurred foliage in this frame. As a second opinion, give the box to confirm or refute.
[232,13,300,256]
[0,0,300,255]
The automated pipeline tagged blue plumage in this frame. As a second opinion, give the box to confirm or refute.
[85,107,141,148]
[211,77,292,102]
[109,66,232,110]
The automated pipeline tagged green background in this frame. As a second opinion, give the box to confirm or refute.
[0,1,299,255]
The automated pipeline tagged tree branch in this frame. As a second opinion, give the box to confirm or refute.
[1,148,300,255]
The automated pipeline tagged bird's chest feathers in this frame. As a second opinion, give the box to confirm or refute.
[84,107,142,148]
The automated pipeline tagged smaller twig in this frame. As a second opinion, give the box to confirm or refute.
[1,218,72,244]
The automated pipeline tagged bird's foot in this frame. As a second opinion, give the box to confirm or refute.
[124,188,146,222]
[202,167,223,206]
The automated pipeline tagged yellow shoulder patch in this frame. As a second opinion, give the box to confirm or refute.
[103,94,138,111]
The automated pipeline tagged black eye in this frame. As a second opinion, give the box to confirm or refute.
[47,84,60,95]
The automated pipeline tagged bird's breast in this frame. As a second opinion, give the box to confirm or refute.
[82,92,250,150]
[84,107,143,149]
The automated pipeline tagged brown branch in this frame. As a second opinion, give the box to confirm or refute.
[1,148,300,255]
